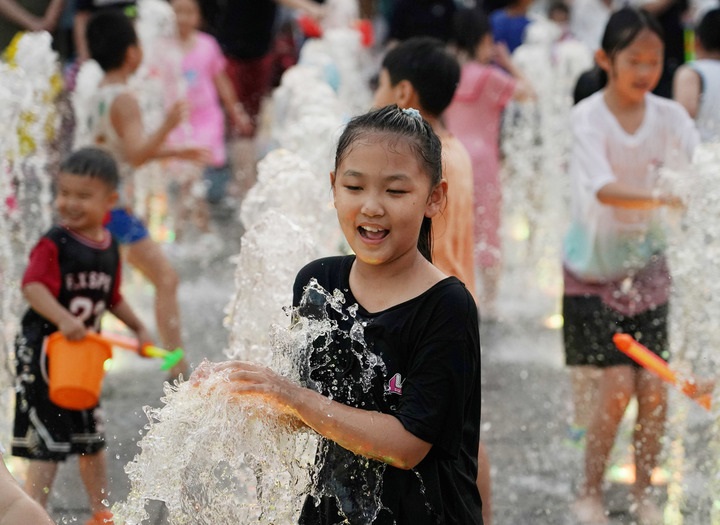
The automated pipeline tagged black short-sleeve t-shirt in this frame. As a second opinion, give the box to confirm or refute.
[293,256,483,525]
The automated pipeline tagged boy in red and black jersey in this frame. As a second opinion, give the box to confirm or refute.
[12,147,151,525]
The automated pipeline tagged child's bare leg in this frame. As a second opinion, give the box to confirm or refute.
[78,451,109,515]
[570,366,602,430]
[126,237,188,379]
[23,460,58,507]
[477,441,493,525]
[575,366,634,522]
[632,370,667,519]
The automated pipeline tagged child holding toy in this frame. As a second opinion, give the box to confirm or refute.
[11,148,151,525]
[562,8,699,523]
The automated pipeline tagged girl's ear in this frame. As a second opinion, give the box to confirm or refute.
[425,179,448,218]
[329,171,337,200]
[595,48,611,73]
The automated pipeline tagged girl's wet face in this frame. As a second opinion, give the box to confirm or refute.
[332,135,440,266]
[604,28,664,102]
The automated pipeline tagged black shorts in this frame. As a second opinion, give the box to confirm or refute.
[563,295,669,367]
[12,336,105,461]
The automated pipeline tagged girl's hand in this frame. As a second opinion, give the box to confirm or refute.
[492,42,513,71]
[659,193,684,209]
[230,103,254,136]
[175,146,211,164]
[201,361,299,414]
[164,100,190,130]
[58,316,86,341]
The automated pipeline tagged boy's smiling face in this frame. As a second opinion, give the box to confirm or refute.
[55,172,118,239]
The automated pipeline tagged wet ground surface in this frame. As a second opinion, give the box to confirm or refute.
[10,205,713,525]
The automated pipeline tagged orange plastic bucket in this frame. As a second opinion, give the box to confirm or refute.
[46,332,112,410]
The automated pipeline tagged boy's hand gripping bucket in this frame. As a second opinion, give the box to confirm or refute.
[46,332,112,410]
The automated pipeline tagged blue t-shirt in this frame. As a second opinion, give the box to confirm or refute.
[490,9,530,52]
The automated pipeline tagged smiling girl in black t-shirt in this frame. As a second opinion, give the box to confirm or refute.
[197,105,483,524]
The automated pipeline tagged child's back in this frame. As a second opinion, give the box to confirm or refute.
[673,8,720,142]
[433,132,476,297]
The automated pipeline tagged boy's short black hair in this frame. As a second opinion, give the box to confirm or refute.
[60,147,120,190]
[86,10,138,71]
[697,8,720,53]
[452,8,491,57]
[381,37,460,117]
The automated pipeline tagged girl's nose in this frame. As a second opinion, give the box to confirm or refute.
[360,195,384,217]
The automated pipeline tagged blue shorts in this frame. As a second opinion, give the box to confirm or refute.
[106,208,149,245]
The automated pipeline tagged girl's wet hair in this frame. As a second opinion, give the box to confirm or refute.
[601,7,664,59]
[334,104,443,262]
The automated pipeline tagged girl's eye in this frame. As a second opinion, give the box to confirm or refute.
[344,185,362,191]
[387,189,408,195]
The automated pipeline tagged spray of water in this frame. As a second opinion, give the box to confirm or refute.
[660,142,720,523]
[114,275,393,524]
[500,19,592,317]
[0,31,61,448]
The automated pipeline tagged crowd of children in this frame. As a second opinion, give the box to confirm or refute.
[1,1,719,524]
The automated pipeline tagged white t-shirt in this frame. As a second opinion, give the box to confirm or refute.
[563,91,700,281]
[690,59,720,142]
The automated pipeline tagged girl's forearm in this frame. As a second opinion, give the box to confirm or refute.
[127,123,176,166]
[215,72,239,114]
[596,182,678,209]
[289,386,431,469]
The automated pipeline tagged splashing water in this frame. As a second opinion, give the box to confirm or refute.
[499,19,592,318]
[0,31,61,448]
[659,142,720,523]
[114,277,390,524]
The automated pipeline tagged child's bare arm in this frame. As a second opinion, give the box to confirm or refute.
[109,299,152,347]
[22,283,86,340]
[596,182,683,210]
[214,71,253,135]
[73,9,90,62]
[0,454,55,525]
[673,65,701,119]
[0,0,50,30]
[200,361,433,470]
[111,93,209,166]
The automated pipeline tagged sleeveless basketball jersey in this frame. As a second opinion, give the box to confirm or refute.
[21,226,122,341]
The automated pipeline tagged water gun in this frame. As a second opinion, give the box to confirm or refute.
[612,333,711,410]
[100,332,184,371]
